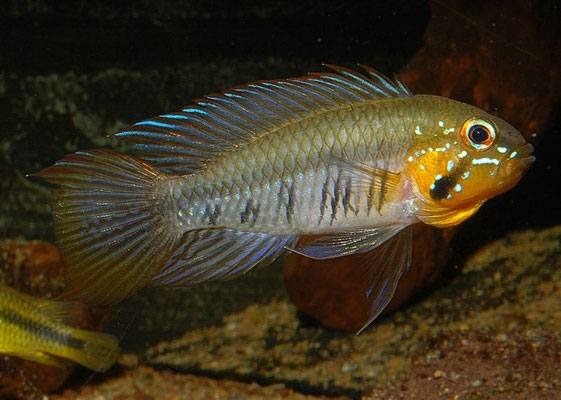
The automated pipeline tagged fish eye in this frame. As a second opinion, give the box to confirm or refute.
[461,118,496,151]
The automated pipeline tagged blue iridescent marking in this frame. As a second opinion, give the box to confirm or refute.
[160,113,191,120]
[136,120,178,129]
[182,108,207,115]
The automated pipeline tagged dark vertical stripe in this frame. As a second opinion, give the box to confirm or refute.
[353,180,361,216]
[204,204,213,225]
[367,173,375,214]
[377,168,389,213]
[212,204,221,225]
[251,203,260,226]
[343,178,353,217]
[318,172,329,226]
[240,200,251,224]
[275,180,285,219]
[286,180,295,224]
[330,168,342,225]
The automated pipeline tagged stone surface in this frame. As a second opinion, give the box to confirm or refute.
[52,366,349,400]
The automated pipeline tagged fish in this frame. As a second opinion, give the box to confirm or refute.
[0,283,119,372]
[34,65,534,330]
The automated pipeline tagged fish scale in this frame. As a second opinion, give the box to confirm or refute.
[169,101,412,235]
[35,66,533,330]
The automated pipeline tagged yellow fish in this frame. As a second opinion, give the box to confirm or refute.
[35,65,534,330]
[0,284,119,372]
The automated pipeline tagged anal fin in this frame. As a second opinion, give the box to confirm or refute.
[151,229,298,286]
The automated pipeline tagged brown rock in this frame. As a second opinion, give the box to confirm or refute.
[0,241,65,298]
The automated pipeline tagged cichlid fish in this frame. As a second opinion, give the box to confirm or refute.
[0,284,119,371]
[35,65,534,330]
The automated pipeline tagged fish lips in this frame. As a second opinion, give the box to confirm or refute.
[497,142,535,185]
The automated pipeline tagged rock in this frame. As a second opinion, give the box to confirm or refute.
[0,241,65,298]
[51,366,348,400]
[364,329,561,399]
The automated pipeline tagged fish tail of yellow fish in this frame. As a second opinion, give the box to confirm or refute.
[56,324,120,372]
[33,149,182,305]
[1,285,120,372]
[6,326,118,372]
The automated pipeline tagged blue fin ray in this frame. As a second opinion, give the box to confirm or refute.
[151,230,298,287]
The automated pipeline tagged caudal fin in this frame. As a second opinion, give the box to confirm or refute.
[62,326,120,372]
[33,149,181,304]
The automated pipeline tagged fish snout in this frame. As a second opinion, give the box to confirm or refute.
[498,142,535,179]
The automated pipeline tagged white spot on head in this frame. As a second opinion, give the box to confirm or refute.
[498,146,508,154]
[447,160,454,172]
[472,157,500,165]
[444,128,455,135]
[454,183,462,192]
[420,164,426,170]
[407,156,414,162]
[438,120,445,127]
[415,125,423,135]
[509,151,518,159]
[458,150,468,158]
[462,171,470,180]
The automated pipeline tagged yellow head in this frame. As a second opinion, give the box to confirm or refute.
[403,96,535,228]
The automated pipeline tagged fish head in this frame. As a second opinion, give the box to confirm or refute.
[403,102,535,228]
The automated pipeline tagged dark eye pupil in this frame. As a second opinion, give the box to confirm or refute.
[469,126,489,143]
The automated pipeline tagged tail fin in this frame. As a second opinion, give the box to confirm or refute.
[33,149,181,304]
[61,326,120,372]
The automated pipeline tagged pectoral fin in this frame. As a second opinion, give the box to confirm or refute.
[289,225,407,259]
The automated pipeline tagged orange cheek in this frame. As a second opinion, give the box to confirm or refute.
[403,151,456,202]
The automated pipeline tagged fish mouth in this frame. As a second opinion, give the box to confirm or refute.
[498,142,535,180]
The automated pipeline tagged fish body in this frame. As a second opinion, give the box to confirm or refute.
[0,284,119,372]
[36,66,534,330]
[163,96,420,235]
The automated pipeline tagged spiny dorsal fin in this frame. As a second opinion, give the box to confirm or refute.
[115,65,412,174]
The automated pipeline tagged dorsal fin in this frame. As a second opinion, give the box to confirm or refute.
[115,65,412,174]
